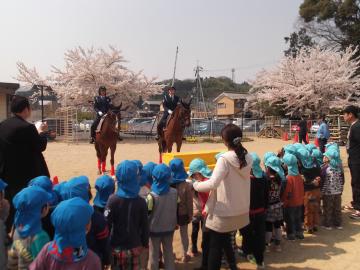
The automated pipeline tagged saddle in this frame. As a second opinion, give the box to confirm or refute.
[163,113,173,131]
[96,114,107,133]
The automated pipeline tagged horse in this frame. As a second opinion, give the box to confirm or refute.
[158,99,192,153]
[95,103,125,176]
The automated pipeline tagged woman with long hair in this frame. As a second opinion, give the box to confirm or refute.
[193,124,252,270]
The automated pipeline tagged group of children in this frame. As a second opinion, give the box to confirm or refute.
[0,141,344,270]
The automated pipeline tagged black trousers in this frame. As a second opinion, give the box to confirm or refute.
[318,138,327,153]
[299,133,308,144]
[191,216,203,253]
[284,206,303,237]
[240,213,266,265]
[349,162,360,210]
[91,115,102,138]
[207,230,237,270]
[200,229,210,269]
[157,111,169,134]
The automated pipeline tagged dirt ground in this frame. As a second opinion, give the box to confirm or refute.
[43,138,359,270]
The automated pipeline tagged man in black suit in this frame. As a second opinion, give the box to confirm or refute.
[90,86,112,143]
[156,86,180,139]
[298,115,308,144]
[343,105,360,219]
[0,95,49,232]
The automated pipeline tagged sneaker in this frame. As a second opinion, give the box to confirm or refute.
[246,254,257,265]
[322,226,332,230]
[344,204,354,210]
[257,262,266,269]
[286,235,296,241]
[350,211,360,220]
[89,138,95,144]
[275,244,282,252]
[296,234,305,240]
[336,226,343,230]
[265,244,271,253]
[182,254,191,263]
[306,229,314,234]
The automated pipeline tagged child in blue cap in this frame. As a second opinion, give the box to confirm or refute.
[28,175,58,239]
[282,153,305,240]
[60,176,111,268]
[169,158,193,263]
[188,158,212,261]
[321,148,344,229]
[134,160,156,199]
[297,148,321,233]
[93,175,115,214]
[264,156,285,252]
[8,186,52,269]
[239,153,268,268]
[29,197,101,270]
[0,179,9,269]
[105,160,149,270]
[148,164,177,270]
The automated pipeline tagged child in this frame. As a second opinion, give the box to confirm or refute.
[148,164,177,270]
[239,153,268,269]
[105,160,149,270]
[29,197,101,270]
[0,179,9,269]
[188,158,212,259]
[264,156,284,252]
[28,175,59,239]
[93,175,115,214]
[61,176,111,268]
[312,149,324,168]
[282,153,305,240]
[169,158,193,263]
[8,186,52,269]
[297,148,321,234]
[321,149,345,230]
[134,160,156,198]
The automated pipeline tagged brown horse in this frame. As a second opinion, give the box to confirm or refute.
[158,99,191,153]
[95,104,124,176]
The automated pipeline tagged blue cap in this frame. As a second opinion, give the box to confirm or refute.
[188,158,212,178]
[297,148,315,169]
[28,176,58,206]
[265,156,286,181]
[93,175,115,208]
[283,153,299,176]
[324,148,342,171]
[169,158,188,184]
[250,153,263,178]
[263,152,276,165]
[152,164,171,195]
[61,176,90,202]
[116,160,140,198]
[143,162,157,185]
[283,145,296,155]
[132,160,148,187]
[13,186,52,238]
[51,197,93,254]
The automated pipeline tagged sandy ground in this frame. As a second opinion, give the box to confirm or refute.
[43,138,359,270]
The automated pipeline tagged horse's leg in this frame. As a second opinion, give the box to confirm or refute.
[102,147,109,174]
[95,143,102,175]
[110,143,116,176]
[176,137,183,152]
[167,139,173,153]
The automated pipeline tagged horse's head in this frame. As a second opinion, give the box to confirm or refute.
[179,99,192,127]
[105,102,124,129]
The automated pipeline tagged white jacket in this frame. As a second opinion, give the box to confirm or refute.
[193,151,252,217]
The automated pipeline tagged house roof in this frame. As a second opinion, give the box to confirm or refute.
[0,82,20,94]
[213,92,249,102]
[144,100,162,105]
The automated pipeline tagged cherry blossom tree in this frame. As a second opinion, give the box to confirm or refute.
[16,46,161,108]
[251,46,360,115]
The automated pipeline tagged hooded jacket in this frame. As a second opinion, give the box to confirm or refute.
[193,151,252,217]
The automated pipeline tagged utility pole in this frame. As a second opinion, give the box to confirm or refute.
[194,62,208,118]
[171,46,179,87]
[231,68,235,83]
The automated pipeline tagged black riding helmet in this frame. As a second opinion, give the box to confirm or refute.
[98,86,107,95]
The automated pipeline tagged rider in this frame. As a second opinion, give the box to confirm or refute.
[90,86,111,144]
[156,86,179,140]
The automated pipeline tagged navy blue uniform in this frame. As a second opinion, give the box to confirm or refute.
[157,94,180,134]
[91,96,112,139]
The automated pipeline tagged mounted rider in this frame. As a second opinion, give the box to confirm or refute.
[156,86,180,140]
[90,86,112,144]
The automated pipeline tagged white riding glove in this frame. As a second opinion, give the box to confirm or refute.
[168,109,173,114]
[98,112,103,116]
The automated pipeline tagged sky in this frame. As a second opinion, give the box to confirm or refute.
[0,0,303,84]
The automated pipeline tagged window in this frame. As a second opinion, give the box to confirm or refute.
[235,99,245,109]
[218,102,226,109]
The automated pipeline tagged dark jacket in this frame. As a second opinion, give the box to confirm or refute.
[94,96,111,116]
[163,94,179,112]
[347,120,360,164]
[249,174,269,213]
[105,195,149,249]
[298,120,308,135]
[300,165,321,192]
[0,116,49,193]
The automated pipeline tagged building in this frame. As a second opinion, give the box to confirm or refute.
[0,82,20,121]
[137,100,163,117]
[213,92,249,119]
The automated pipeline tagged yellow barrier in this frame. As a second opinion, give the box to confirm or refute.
[162,149,225,171]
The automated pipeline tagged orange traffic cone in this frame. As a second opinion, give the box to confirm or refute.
[282,132,289,141]
[53,176,59,186]
[293,132,299,143]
